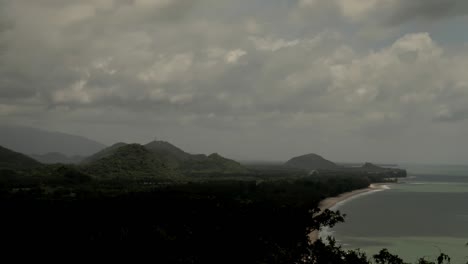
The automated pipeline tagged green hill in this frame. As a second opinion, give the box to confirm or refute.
[144,141,248,175]
[145,141,191,161]
[144,141,191,170]
[82,144,177,179]
[0,145,42,170]
[284,153,339,171]
[183,153,249,175]
[81,141,249,179]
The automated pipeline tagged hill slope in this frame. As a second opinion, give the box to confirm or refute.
[0,145,42,170]
[0,125,106,156]
[284,153,339,170]
[183,153,249,175]
[81,142,127,164]
[144,141,248,174]
[145,141,191,161]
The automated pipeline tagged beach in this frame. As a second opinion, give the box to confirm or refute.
[309,184,388,243]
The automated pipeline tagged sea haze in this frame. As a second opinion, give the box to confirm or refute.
[329,165,468,263]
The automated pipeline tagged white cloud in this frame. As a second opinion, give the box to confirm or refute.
[224,49,247,64]
[335,0,379,21]
[249,37,300,52]
[138,53,194,83]
[52,79,92,104]
[170,93,194,104]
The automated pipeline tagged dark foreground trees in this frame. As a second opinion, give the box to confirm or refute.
[0,177,463,263]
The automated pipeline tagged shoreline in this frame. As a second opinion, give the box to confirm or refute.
[309,183,388,243]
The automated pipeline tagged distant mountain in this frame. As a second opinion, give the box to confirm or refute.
[0,145,42,170]
[82,140,249,178]
[285,153,407,178]
[284,153,340,170]
[361,162,385,171]
[359,162,407,177]
[30,153,84,164]
[0,125,106,156]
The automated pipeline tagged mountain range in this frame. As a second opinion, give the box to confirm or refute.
[0,125,106,157]
[0,134,405,181]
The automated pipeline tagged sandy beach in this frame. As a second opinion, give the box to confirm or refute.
[309,184,388,243]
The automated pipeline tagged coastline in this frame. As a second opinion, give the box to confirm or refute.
[309,183,388,243]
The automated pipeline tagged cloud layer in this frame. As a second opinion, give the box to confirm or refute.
[2,0,468,163]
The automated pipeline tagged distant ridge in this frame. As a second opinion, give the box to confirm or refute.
[0,125,106,156]
[285,153,407,178]
[0,145,42,170]
[284,153,339,170]
[30,152,84,164]
[361,162,385,171]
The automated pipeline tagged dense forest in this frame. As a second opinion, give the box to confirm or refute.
[0,143,460,263]
[0,176,458,263]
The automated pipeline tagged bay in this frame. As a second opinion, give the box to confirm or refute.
[327,165,468,263]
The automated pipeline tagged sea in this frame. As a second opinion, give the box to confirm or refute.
[320,164,468,263]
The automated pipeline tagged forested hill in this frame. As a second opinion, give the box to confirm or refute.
[0,145,42,170]
[81,144,177,179]
[284,153,340,170]
[81,140,249,178]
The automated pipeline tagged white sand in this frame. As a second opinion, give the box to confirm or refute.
[309,184,388,243]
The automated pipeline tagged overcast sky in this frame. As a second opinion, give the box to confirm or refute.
[2,0,468,164]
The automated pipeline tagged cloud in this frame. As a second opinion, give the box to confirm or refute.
[295,0,468,27]
[386,0,468,25]
[224,49,247,64]
[2,1,468,162]
[250,37,300,52]
[335,0,380,21]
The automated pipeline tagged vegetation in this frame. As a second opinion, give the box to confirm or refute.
[0,144,461,262]
[80,141,248,178]
[285,153,340,170]
[81,143,178,179]
[0,175,462,263]
[0,145,42,170]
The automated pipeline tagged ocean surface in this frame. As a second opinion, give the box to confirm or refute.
[321,164,468,263]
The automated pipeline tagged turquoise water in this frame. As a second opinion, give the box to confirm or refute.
[326,165,468,263]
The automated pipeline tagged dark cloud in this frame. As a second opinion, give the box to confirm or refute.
[387,0,468,25]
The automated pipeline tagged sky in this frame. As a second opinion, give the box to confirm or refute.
[2,0,468,164]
